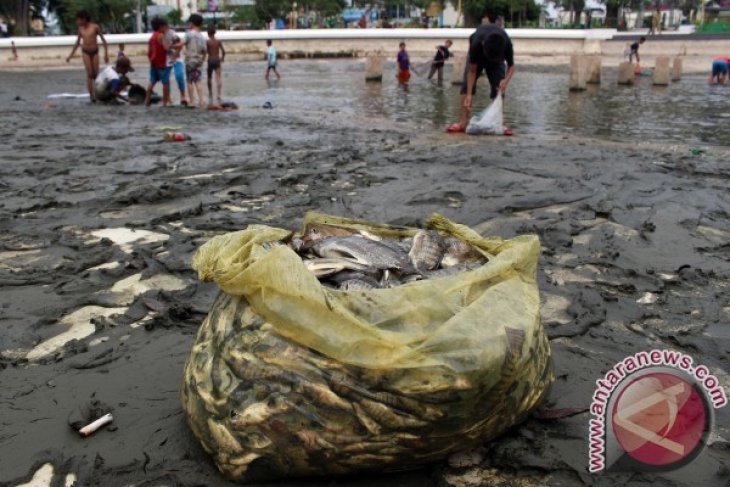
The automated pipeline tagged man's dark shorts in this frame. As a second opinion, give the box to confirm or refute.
[460,55,507,99]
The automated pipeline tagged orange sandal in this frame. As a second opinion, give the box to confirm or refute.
[447,123,465,133]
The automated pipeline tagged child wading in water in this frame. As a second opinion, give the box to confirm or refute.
[396,42,411,85]
[185,14,207,107]
[265,40,280,80]
[66,10,109,103]
[709,56,730,85]
[207,26,226,103]
[145,17,171,107]
[628,37,645,63]
[428,39,453,83]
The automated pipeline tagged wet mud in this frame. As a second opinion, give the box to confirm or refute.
[1,69,729,486]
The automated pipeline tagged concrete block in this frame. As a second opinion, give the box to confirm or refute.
[653,56,670,85]
[618,62,635,85]
[451,54,466,85]
[365,54,384,82]
[583,39,602,55]
[587,56,601,84]
[569,55,587,91]
[672,57,682,82]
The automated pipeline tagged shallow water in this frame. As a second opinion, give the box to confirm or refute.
[6,58,729,147]
[199,59,730,146]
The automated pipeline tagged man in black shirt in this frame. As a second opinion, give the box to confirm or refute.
[428,40,453,83]
[448,14,515,134]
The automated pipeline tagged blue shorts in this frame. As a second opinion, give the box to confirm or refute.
[149,66,171,85]
[712,60,728,76]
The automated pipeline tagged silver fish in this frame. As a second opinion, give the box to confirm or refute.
[313,236,412,271]
[303,258,371,277]
[409,230,445,271]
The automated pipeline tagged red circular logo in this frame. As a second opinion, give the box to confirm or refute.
[612,372,708,467]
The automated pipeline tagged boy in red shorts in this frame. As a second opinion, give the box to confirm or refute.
[396,42,411,85]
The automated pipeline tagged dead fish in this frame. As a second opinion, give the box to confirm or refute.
[303,257,371,277]
[295,429,337,451]
[295,380,353,412]
[313,236,412,271]
[207,418,244,454]
[358,399,428,429]
[341,441,394,454]
[339,279,377,291]
[230,395,290,428]
[352,403,382,435]
[228,452,262,467]
[441,237,485,267]
[409,230,445,271]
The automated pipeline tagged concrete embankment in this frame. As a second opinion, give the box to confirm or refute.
[0,28,722,73]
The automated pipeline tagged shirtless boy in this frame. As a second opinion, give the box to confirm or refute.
[206,26,226,103]
[66,11,109,103]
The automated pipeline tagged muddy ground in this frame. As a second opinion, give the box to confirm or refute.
[1,69,729,487]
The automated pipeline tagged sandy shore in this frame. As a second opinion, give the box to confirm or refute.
[1,68,729,486]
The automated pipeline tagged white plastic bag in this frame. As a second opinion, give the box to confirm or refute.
[466,95,503,135]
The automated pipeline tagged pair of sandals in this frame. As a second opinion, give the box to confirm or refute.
[446,123,514,136]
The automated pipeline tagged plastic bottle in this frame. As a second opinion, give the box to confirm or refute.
[164,132,191,142]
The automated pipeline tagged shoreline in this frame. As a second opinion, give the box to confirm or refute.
[1,27,725,74]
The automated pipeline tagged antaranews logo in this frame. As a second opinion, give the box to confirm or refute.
[588,349,727,473]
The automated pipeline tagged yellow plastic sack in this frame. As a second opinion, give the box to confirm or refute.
[182,212,553,482]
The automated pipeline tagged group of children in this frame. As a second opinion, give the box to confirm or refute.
[142,14,228,106]
[67,11,268,106]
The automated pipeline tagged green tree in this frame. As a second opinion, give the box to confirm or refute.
[0,0,47,35]
[57,0,137,33]
[460,0,540,26]
[165,8,183,27]
[253,0,291,22]
[226,5,266,28]
[559,0,585,25]
[309,0,347,17]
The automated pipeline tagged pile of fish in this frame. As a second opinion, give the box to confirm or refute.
[182,292,552,482]
[281,224,488,290]
[182,217,553,482]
